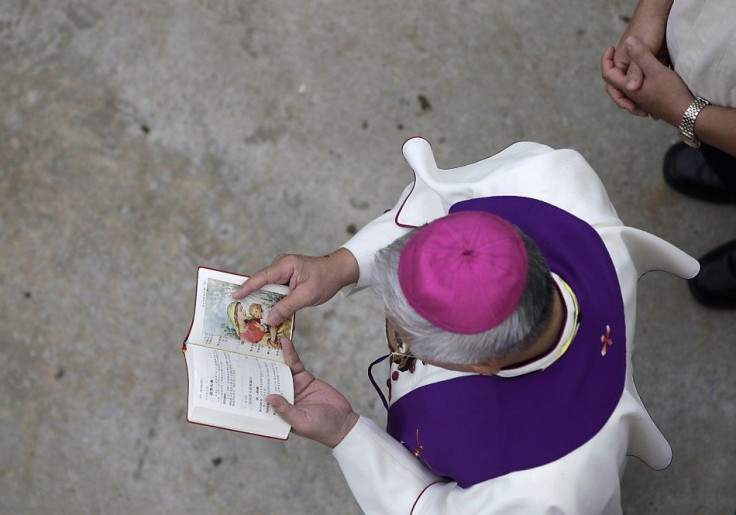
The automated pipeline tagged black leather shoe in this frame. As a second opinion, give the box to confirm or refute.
[663,143,735,203]
[689,239,736,309]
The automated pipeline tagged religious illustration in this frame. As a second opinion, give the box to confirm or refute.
[202,278,292,349]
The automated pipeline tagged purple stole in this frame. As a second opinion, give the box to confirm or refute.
[381,196,627,488]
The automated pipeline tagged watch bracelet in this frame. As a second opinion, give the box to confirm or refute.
[678,96,710,137]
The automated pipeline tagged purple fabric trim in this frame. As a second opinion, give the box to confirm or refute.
[383,197,627,487]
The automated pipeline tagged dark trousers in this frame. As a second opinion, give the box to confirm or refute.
[701,143,736,192]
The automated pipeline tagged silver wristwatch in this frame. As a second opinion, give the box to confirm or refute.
[677,97,710,148]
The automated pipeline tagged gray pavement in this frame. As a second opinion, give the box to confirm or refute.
[1,1,734,513]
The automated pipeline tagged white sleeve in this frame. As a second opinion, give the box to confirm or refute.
[332,417,441,514]
[333,416,625,515]
[341,183,415,289]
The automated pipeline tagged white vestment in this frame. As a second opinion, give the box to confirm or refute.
[332,138,698,514]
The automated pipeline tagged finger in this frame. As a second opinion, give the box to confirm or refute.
[266,285,317,325]
[601,49,628,107]
[600,46,617,80]
[231,256,294,300]
[601,47,632,94]
[266,298,296,326]
[607,84,650,115]
[266,393,288,409]
[606,83,635,110]
[625,36,663,75]
[231,273,274,300]
[605,84,651,117]
[624,62,644,91]
[266,394,301,425]
[604,45,628,70]
[601,49,628,87]
[632,106,650,117]
[612,43,630,71]
[278,337,306,375]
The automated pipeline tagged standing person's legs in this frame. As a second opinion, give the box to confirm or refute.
[663,143,736,203]
[666,143,736,308]
[700,143,736,191]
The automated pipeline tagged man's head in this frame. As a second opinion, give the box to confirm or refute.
[373,211,556,371]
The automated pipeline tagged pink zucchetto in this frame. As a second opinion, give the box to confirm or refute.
[398,211,529,334]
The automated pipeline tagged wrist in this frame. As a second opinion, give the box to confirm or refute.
[676,96,710,147]
[327,411,360,448]
[633,0,674,18]
[628,1,672,28]
[330,248,360,286]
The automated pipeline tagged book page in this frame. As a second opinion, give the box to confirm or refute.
[186,344,293,438]
[190,345,293,413]
[187,267,293,362]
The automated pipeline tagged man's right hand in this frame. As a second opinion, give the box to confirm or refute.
[232,248,360,326]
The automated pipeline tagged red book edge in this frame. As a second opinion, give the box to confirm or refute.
[181,265,294,441]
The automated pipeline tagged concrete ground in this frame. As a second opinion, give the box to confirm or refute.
[1,1,734,513]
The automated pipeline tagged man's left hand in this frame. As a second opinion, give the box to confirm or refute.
[267,337,359,448]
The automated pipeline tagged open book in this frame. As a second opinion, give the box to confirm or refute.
[183,267,295,439]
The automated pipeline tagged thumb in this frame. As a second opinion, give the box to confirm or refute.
[267,394,297,423]
[266,299,291,326]
[625,36,661,74]
[266,286,315,325]
[624,61,644,91]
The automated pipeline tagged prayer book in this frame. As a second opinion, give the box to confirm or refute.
[183,267,294,439]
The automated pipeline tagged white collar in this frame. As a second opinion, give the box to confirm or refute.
[495,273,579,378]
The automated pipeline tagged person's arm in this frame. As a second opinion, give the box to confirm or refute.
[341,184,415,289]
[232,248,359,325]
[332,417,444,513]
[693,105,736,158]
[602,37,736,157]
[232,182,415,325]
[334,417,624,514]
[603,0,673,116]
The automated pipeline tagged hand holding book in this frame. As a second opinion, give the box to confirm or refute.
[231,248,360,326]
[183,267,296,439]
[267,337,359,448]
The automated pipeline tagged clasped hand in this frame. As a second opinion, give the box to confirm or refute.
[601,36,694,127]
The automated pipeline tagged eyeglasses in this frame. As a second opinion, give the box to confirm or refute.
[384,318,408,353]
[385,318,417,372]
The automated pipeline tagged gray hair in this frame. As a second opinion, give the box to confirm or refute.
[372,224,555,365]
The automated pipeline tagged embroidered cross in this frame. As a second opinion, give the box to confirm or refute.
[405,428,433,471]
[412,428,425,458]
[399,428,439,475]
[600,325,613,356]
